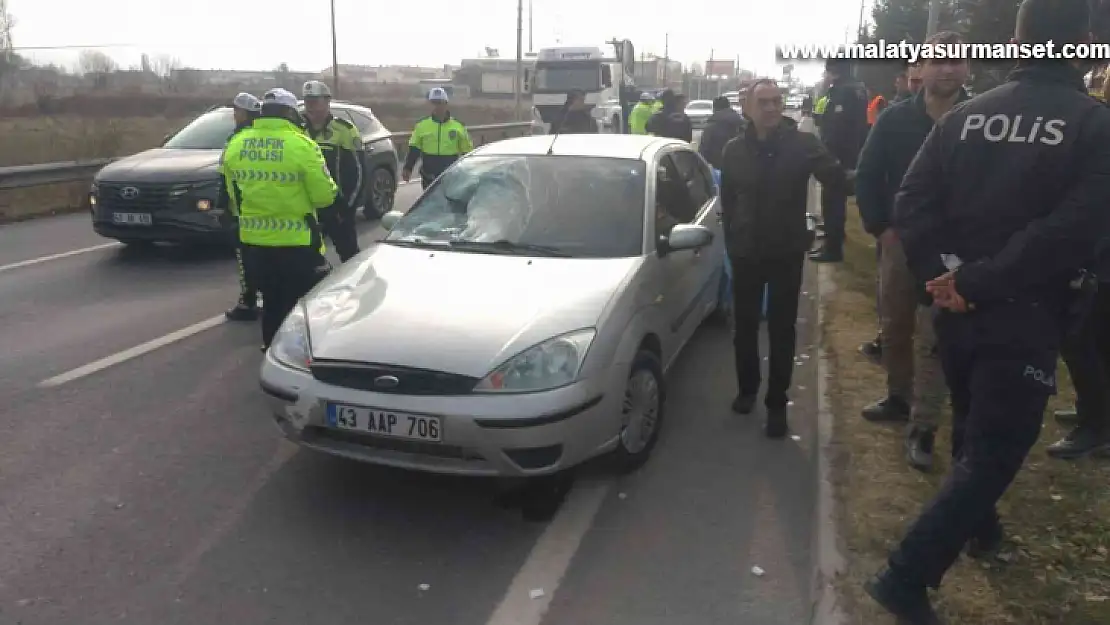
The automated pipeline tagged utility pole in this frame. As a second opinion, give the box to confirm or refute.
[926,0,940,38]
[528,0,533,54]
[857,0,866,40]
[515,0,523,121]
[663,33,669,85]
[330,0,340,97]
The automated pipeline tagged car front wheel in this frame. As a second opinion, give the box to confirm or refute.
[364,167,395,219]
[610,349,665,472]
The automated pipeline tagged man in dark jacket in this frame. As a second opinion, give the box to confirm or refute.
[552,89,598,134]
[222,92,262,321]
[719,78,852,438]
[1048,82,1110,460]
[645,89,693,142]
[810,58,868,263]
[868,0,1110,621]
[698,95,745,169]
[856,31,970,472]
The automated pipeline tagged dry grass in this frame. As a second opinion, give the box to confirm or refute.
[823,210,1110,624]
[0,97,521,222]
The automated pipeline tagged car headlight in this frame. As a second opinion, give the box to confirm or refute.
[269,303,313,371]
[473,329,595,393]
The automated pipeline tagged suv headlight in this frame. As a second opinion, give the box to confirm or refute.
[473,329,595,393]
[269,303,312,371]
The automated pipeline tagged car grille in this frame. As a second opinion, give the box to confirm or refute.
[96,182,177,213]
[309,361,480,396]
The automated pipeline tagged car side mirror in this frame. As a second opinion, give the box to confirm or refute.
[664,223,713,253]
[380,210,404,230]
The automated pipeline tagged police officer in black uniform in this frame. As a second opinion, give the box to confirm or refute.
[809,58,868,263]
[223,92,263,321]
[867,1,1110,621]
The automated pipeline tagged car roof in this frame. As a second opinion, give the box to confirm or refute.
[470,134,688,160]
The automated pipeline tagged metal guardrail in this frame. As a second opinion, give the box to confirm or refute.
[0,122,533,191]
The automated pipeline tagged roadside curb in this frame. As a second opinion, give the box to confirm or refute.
[810,260,848,625]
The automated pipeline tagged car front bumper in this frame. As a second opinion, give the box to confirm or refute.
[259,355,624,477]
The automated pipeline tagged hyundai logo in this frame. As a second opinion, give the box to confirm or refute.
[373,375,400,389]
[119,186,141,200]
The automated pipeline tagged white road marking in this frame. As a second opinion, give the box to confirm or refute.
[0,242,122,274]
[484,479,613,625]
[39,314,227,388]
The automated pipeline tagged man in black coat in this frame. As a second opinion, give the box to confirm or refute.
[719,79,852,438]
[698,95,745,169]
[645,89,693,142]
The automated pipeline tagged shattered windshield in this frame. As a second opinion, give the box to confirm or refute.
[385,155,647,258]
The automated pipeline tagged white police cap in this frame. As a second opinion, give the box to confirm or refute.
[303,80,332,98]
[639,92,654,101]
[232,92,262,112]
[427,87,449,102]
[262,88,299,109]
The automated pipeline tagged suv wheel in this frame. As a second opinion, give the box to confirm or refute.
[364,167,395,219]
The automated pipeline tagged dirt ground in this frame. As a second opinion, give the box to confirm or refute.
[0,97,520,222]
[823,211,1110,624]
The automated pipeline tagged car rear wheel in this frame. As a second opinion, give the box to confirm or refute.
[610,350,665,473]
[364,167,395,220]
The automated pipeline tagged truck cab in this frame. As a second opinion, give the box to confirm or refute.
[528,45,635,135]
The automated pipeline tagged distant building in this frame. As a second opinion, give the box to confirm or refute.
[319,64,452,86]
[633,57,684,89]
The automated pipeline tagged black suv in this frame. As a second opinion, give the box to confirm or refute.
[90,102,398,246]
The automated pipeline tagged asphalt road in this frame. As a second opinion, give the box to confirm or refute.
[0,179,819,625]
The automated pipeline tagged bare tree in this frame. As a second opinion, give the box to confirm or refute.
[150,54,179,78]
[77,49,118,75]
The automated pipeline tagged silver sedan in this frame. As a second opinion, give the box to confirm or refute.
[259,134,728,478]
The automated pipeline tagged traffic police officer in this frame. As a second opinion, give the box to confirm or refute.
[220,88,338,350]
[628,92,655,135]
[224,92,264,321]
[301,80,364,263]
[869,0,1110,621]
[402,87,473,189]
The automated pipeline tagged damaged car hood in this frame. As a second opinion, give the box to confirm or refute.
[304,243,641,377]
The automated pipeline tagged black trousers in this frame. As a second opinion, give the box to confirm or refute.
[820,186,846,254]
[1061,285,1110,432]
[234,237,259,308]
[244,244,330,347]
[317,202,360,263]
[731,253,806,408]
[889,301,1061,588]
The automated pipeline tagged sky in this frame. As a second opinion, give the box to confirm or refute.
[8,0,867,85]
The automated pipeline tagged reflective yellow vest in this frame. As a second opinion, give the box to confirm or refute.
[220,117,338,248]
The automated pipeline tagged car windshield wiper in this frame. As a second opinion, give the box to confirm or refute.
[447,240,571,257]
[381,237,452,249]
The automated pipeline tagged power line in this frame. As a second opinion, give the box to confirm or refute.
[12,44,138,51]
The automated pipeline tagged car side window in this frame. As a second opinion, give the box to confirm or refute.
[346,110,384,137]
[671,149,714,207]
[655,154,695,237]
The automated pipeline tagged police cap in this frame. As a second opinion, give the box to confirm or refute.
[262,88,299,109]
[427,87,449,102]
[232,92,262,112]
[302,80,332,98]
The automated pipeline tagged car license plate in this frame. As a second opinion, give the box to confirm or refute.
[113,212,152,225]
[326,403,442,442]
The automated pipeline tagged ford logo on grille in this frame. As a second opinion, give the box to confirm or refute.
[119,186,141,200]
[373,375,400,389]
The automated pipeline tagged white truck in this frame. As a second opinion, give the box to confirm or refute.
[527,41,636,135]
